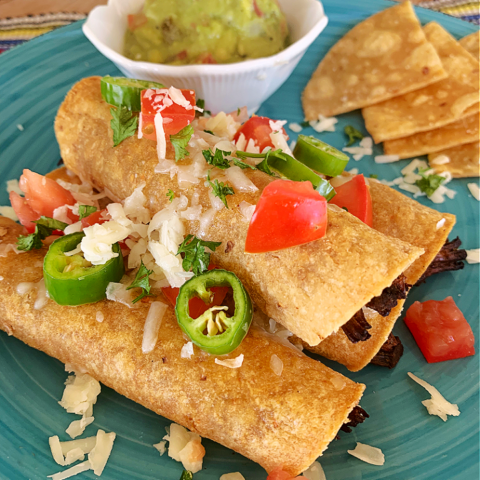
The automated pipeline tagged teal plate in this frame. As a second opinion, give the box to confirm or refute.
[0,1,478,479]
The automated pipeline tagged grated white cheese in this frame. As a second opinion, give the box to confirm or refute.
[168,86,193,110]
[289,140,297,151]
[360,137,373,149]
[0,206,19,222]
[348,442,385,466]
[155,112,166,160]
[66,416,94,439]
[181,341,194,359]
[467,183,480,201]
[47,460,92,480]
[220,474,246,480]
[465,249,480,264]
[401,159,428,176]
[88,430,116,476]
[96,311,104,323]
[269,119,287,132]
[164,423,205,474]
[311,114,337,133]
[235,132,247,151]
[153,441,166,456]
[436,218,446,229]
[238,201,256,222]
[289,123,303,133]
[50,436,67,466]
[6,179,23,195]
[302,461,326,480]
[215,354,244,369]
[34,278,48,310]
[408,372,460,421]
[16,282,35,295]
[142,301,168,353]
[374,154,400,164]
[270,354,283,376]
[59,373,101,417]
[60,436,97,457]
[16,124,24,131]
[123,183,151,224]
[64,221,83,235]
[106,281,136,307]
[269,131,292,155]
[430,154,450,165]
[225,166,258,193]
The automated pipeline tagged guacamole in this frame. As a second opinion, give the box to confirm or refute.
[123,0,290,65]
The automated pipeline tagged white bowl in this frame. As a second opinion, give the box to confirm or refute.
[83,0,328,113]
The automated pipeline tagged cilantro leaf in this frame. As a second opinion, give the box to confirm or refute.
[415,170,446,197]
[207,171,235,208]
[177,234,221,276]
[369,174,378,179]
[344,125,364,146]
[233,158,255,170]
[180,471,193,480]
[196,98,211,116]
[170,124,194,161]
[202,149,231,170]
[166,189,175,202]
[110,106,138,147]
[16,216,68,251]
[236,149,284,177]
[78,205,97,220]
[203,130,215,135]
[237,107,241,116]
[300,120,311,128]
[126,260,154,304]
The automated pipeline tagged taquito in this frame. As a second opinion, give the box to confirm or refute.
[54,77,423,347]
[0,217,365,476]
[304,179,456,371]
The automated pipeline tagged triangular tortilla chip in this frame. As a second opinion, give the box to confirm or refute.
[459,31,479,60]
[383,113,479,159]
[429,141,480,178]
[302,1,447,119]
[363,23,480,143]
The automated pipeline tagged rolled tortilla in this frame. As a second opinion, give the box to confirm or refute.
[54,77,423,346]
[302,179,456,371]
[0,217,364,476]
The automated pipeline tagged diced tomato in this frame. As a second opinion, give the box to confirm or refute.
[245,179,327,254]
[198,53,217,64]
[162,265,229,319]
[266,467,302,480]
[9,191,39,233]
[19,169,76,218]
[234,116,288,152]
[140,88,196,140]
[127,14,147,31]
[329,174,373,227]
[404,296,475,363]
[80,209,110,229]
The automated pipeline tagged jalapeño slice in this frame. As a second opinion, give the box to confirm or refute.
[175,270,253,355]
[43,232,124,306]
[100,76,165,111]
[293,135,349,176]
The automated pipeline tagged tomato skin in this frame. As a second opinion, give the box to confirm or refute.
[245,180,327,254]
[19,169,76,218]
[234,116,288,152]
[404,296,475,363]
[329,174,373,227]
[140,88,196,140]
[80,209,110,229]
[9,191,39,233]
[266,467,301,480]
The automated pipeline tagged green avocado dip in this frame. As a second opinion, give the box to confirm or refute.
[123,0,290,65]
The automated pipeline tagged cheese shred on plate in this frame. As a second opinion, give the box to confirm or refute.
[215,354,244,369]
[408,372,460,421]
[347,442,385,466]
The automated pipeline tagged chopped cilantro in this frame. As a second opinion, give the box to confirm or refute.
[202,149,231,170]
[369,174,378,179]
[204,130,215,135]
[207,171,235,208]
[233,158,255,170]
[179,471,193,480]
[78,205,97,220]
[177,234,221,276]
[166,189,175,202]
[110,106,138,147]
[415,169,445,197]
[126,260,154,304]
[344,125,364,146]
[342,206,349,212]
[300,120,311,128]
[196,98,211,116]
[170,124,194,161]
[236,149,284,177]
[16,216,68,251]
[237,107,241,116]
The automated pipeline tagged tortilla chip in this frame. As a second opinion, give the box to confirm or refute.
[302,1,447,119]
[429,141,480,178]
[363,22,480,143]
[302,179,456,371]
[383,113,479,159]
[459,31,479,60]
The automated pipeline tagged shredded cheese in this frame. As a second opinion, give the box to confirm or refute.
[0,206,19,222]
[270,354,283,376]
[374,154,400,164]
[348,442,385,465]
[181,341,194,359]
[153,441,167,456]
[467,183,480,201]
[408,372,460,421]
[215,354,244,369]
[220,474,246,480]
[430,154,450,165]
[66,416,94,439]
[289,123,303,133]
[47,460,92,480]
[155,112,166,160]
[302,461,326,480]
[142,301,168,353]
[465,249,480,264]
[88,430,116,476]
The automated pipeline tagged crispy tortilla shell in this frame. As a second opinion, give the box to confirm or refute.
[429,141,480,178]
[459,31,479,60]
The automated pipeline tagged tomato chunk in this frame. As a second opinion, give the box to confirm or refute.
[233,116,288,152]
[245,179,327,254]
[162,265,229,319]
[80,209,110,229]
[19,169,76,218]
[404,296,475,363]
[329,174,372,227]
[267,467,302,480]
[9,191,39,233]
[140,88,196,140]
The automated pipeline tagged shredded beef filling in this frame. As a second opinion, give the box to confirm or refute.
[341,309,372,343]
[370,333,404,369]
[415,237,467,286]
[340,406,370,434]
[366,273,411,317]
